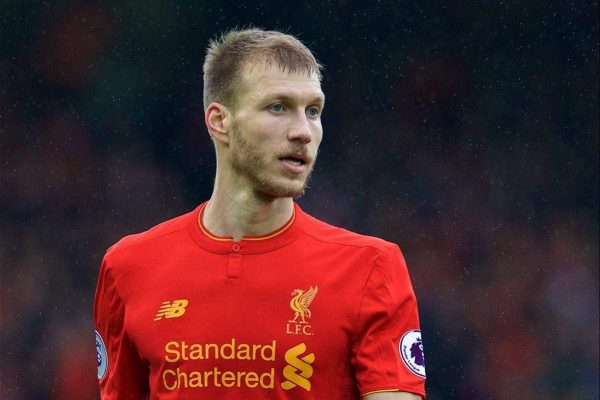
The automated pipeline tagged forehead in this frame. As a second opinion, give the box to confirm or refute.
[238,63,324,104]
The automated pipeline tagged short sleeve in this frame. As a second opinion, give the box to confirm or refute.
[351,245,426,398]
[94,256,149,399]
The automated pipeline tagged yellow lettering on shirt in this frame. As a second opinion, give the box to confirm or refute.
[161,339,284,391]
[164,341,180,362]
[163,339,276,362]
[162,367,275,391]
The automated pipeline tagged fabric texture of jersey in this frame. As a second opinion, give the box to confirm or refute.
[94,202,426,399]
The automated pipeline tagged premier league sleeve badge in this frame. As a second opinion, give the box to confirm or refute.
[399,329,426,378]
[95,330,108,380]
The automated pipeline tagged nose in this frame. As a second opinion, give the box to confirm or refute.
[287,112,312,144]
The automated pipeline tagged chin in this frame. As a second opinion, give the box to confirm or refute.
[254,179,308,199]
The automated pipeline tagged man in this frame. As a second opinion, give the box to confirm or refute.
[94,28,426,399]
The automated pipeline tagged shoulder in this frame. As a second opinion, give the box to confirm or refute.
[296,207,400,256]
[105,208,195,259]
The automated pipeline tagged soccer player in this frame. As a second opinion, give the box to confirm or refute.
[94,28,426,399]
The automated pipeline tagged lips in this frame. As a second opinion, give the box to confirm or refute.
[279,156,305,166]
[278,152,310,174]
[278,152,309,166]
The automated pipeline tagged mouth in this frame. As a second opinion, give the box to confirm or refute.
[278,153,309,174]
[279,157,306,166]
[278,153,308,166]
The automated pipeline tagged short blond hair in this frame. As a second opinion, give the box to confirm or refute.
[203,28,322,110]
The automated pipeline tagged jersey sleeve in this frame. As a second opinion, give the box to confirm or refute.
[94,256,149,399]
[351,245,426,398]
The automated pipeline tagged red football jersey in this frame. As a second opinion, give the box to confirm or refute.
[94,202,426,399]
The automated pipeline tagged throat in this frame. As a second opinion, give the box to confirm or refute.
[203,195,294,239]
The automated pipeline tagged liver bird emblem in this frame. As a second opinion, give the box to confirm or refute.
[289,286,318,324]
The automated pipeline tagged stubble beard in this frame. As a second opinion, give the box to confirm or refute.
[230,124,316,199]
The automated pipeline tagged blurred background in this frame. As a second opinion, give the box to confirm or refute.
[1,1,598,399]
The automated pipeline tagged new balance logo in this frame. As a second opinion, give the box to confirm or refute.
[281,343,315,391]
[154,299,188,321]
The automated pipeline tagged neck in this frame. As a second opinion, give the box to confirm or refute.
[203,174,294,242]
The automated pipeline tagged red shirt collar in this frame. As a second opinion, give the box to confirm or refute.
[187,202,301,254]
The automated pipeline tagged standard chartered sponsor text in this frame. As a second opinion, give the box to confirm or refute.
[162,339,276,391]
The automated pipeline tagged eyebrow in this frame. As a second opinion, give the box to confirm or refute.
[264,93,325,107]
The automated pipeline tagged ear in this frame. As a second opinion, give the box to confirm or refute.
[205,102,232,145]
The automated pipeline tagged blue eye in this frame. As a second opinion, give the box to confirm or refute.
[306,107,320,118]
[270,103,285,112]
